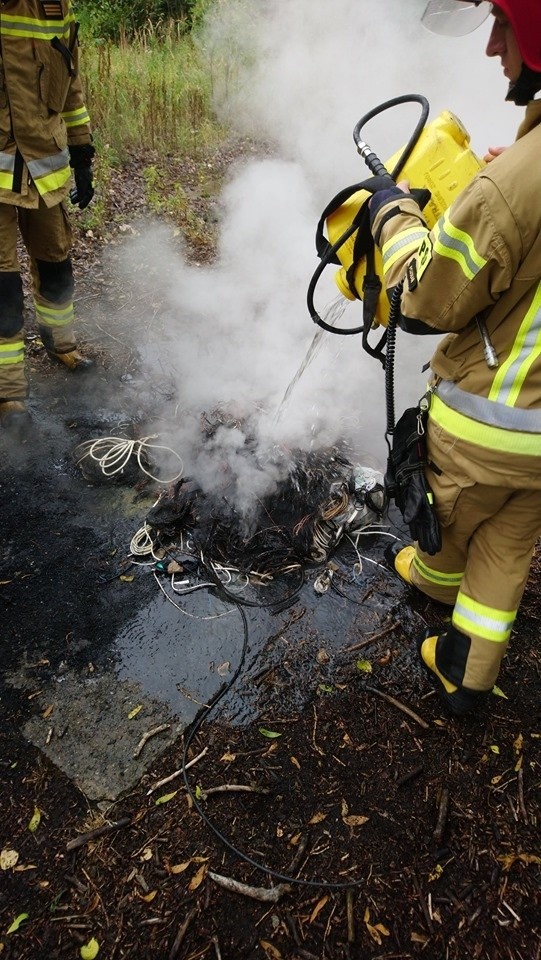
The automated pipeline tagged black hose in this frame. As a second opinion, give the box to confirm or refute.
[308,93,429,337]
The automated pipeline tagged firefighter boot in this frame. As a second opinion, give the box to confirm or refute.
[418,629,489,717]
[0,400,31,429]
[46,348,95,371]
[385,541,415,584]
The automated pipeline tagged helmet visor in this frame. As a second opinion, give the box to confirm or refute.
[421,1,492,37]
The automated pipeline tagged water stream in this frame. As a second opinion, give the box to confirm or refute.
[273,294,347,423]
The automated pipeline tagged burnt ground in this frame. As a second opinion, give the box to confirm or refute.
[1,144,540,960]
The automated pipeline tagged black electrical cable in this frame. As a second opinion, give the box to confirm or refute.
[307,93,430,338]
[181,601,366,890]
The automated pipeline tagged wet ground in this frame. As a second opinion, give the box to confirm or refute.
[1,157,539,959]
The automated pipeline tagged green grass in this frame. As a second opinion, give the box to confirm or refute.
[80,26,228,160]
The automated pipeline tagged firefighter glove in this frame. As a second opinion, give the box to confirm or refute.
[402,469,442,556]
[385,404,442,557]
[69,144,96,210]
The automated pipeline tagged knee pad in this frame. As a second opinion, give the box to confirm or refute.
[36,257,74,304]
[436,625,471,686]
[0,272,24,337]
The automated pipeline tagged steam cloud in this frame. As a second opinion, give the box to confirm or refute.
[117,0,519,516]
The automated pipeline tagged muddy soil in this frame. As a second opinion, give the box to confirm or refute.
[1,146,540,960]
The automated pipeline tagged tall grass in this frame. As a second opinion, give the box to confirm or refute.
[80,19,231,161]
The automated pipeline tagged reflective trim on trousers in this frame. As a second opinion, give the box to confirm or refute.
[0,341,25,365]
[35,301,74,327]
[452,590,516,644]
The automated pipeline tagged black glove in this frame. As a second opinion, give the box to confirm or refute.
[402,469,442,556]
[385,404,442,556]
[68,143,96,210]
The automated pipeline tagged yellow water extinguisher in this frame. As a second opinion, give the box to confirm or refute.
[307,94,485,363]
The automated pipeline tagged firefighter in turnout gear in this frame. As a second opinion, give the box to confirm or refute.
[0,0,95,427]
[369,0,541,716]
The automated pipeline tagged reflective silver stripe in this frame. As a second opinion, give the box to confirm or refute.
[0,343,24,365]
[382,229,428,272]
[433,212,486,280]
[436,379,541,433]
[0,152,16,172]
[27,149,70,180]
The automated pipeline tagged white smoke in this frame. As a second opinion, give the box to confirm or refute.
[119,0,520,514]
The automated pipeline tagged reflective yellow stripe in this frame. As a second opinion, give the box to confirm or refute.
[489,280,541,406]
[0,15,72,40]
[382,228,428,274]
[62,106,90,128]
[430,394,541,456]
[413,553,463,587]
[35,302,74,326]
[33,165,72,196]
[0,341,24,365]
[453,591,516,643]
[433,210,486,281]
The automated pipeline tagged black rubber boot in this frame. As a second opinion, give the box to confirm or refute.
[417,631,489,717]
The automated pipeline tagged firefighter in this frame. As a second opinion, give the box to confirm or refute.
[369,0,541,716]
[0,0,96,427]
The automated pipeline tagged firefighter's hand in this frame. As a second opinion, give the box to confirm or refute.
[403,471,442,556]
[483,145,506,163]
[68,144,96,210]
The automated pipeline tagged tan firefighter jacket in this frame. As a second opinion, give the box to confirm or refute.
[371,100,541,489]
[0,0,92,208]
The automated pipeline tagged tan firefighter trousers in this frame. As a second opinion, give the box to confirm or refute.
[0,199,76,400]
[408,461,541,691]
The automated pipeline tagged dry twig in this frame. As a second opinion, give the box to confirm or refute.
[208,872,290,902]
[66,816,132,852]
[199,783,270,800]
[133,723,171,759]
[433,787,450,845]
[364,685,429,729]
[146,746,208,795]
[168,906,198,960]
[343,622,399,653]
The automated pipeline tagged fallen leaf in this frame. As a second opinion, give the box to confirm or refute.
[6,914,29,935]
[309,895,329,923]
[356,659,372,673]
[155,791,177,805]
[308,812,327,825]
[80,938,100,959]
[220,752,236,762]
[140,848,153,861]
[260,942,282,959]
[489,745,500,754]
[497,853,541,871]
[139,890,157,903]
[127,705,142,719]
[188,863,207,891]
[259,728,282,739]
[119,574,134,583]
[168,861,192,874]
[28,807,41,833]
[513,733,523,753]
[343,815,369,827]
[492,685,508,699]
[217,661,230,676]
[364,908,390,945]
[290,756,301,769]
[411,931,429,944]
[0,850,18,871]
[42,705,53,719]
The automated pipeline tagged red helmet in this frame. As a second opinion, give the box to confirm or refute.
[422,1,541,72]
